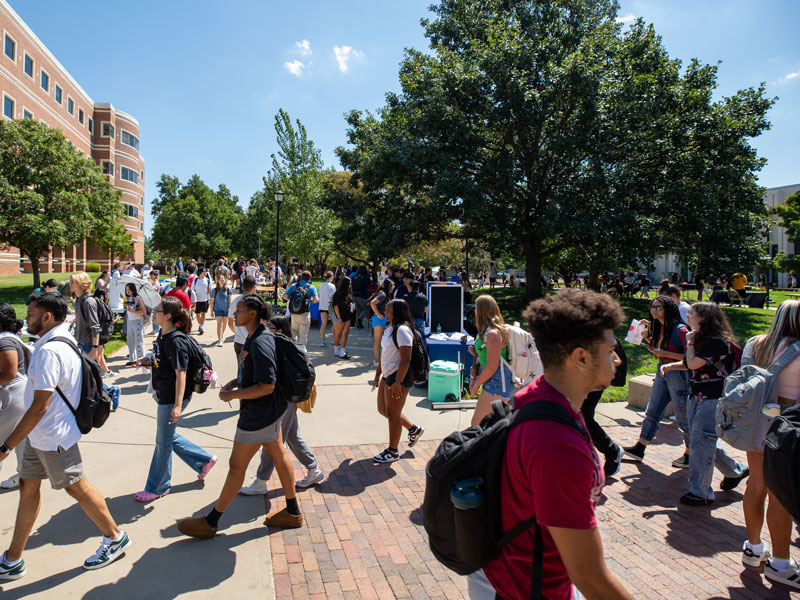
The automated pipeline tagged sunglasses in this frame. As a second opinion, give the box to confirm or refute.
[649,305,664,311]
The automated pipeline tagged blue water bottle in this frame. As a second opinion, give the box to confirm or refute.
[450,477,485,510]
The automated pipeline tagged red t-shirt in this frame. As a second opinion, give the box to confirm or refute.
[164,289,191,310]
[484,377,604,600]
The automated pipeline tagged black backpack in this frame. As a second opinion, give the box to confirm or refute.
[48,337,112,434]
[288,284,311,314]
[94,297,115,342]
[764,404,800,522]
[273,332,316,403]
[422,399,588,598]
[173,332,214,394]
[392,325,429,385]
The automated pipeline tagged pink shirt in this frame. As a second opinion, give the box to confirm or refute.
[774,341,800,402]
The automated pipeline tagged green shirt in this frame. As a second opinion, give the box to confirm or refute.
[474,332,509,366]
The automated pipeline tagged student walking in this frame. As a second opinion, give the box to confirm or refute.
[331,276,354,359]
[372,299,424,464]
[369,279,394,368]
[661,302,747,506]
[133,297,217,502]
[70,272,102,362]
[351,266,371,329]
[282,271,319,348]
[0,303,27,490]
[318,271,336,346]
[191,266,212,335]
[124,282,147,365]
[177,295,304,538]
[241,316,324,494]
[210,275,233,347]
[0,293,131,581]
[229,275,256,361]
[737,301,800,587]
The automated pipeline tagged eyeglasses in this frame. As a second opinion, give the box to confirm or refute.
[650,305,664,311]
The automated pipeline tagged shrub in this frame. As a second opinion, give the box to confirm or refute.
[86,261,101,272]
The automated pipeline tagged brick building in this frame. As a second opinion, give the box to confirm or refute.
[0,0,144,276]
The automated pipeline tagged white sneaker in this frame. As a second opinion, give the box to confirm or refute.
[296,468,324,489]
[239,477,268,495]
[765,557,800,590]
[216,339,223,347]
[372,360,379,368]
[0,474,19,489]
[742,541,770,570]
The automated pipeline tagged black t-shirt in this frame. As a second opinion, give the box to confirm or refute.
[331,290,354,321]
[0,335,26,376]
[395,284,412,300]
[689,337,734,400]
[152,330,192,405]
[406,292,429,320]
[237,324,283,431]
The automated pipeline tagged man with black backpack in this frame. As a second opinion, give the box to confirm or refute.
[470,289,630,599]
[282,271,319,348]
[0,293,131,581]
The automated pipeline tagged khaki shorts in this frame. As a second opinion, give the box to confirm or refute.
[20,442,85,490]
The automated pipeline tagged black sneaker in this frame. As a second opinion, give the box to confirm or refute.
[408,425,425,447]
[373,448,399,463]
[623,443,646,462]
[340,353,352,360]
[672,453,690,469]
[604,443,624,478]
[721,468,749,491]
[680,492,714,506]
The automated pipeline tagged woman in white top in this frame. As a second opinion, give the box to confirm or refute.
[318,271,336,346]
[740,300,800,584]
[372,299,424,463]
[124,282,147,365]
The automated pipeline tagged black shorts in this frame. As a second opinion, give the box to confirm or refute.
[320,309,329,313]
[489,277,497,282]
[195,301,209,314]
[383,368,414,388]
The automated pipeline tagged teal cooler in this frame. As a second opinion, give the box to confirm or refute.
[428,360,461,402]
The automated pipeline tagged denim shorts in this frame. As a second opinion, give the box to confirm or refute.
[331,311,340,324]
[480,362,515,399]
[371,314,386,329]
[214,309,228,318]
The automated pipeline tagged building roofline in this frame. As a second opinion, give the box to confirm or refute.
[93,103,140,128]
[766,183,800,193]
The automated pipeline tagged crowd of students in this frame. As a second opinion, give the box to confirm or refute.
[0,259,798,598]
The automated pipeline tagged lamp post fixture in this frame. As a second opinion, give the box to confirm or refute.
[274,190,284,307]
[257,227,262,263]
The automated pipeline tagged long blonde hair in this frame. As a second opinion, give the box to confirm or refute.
[753,300,800,368]
[474,295,509,345]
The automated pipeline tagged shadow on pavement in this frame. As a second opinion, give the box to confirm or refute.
[639,504,747,557]
[706,571,793,600]
[179,407,237,429]
[315,457,398,496]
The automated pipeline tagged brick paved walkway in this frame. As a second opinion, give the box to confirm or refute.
[268,422,798,599]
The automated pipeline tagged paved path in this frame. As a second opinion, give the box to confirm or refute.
[0,320,797,598]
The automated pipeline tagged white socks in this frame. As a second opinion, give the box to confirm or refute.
[746,541,764,555]
[334,345,340,356]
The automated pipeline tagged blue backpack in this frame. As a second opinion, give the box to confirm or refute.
[289,284,311,314]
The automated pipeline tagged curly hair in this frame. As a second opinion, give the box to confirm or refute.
[690,302,736,349]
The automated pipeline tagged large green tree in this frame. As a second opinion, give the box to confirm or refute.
[0,119,125,287]
[338,0,772,298]
[150,174,243,260]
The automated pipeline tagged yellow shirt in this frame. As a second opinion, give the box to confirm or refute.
[731,273,747,291]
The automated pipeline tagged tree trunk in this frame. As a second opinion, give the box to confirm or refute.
[30,255,41,289]
[524,238,543,302]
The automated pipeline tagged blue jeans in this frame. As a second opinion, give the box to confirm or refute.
[145,399,213,495]
[413,318,426,338]
[640,367,690,447]
[687,395,745,500]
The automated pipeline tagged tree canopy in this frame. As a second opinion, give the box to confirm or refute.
[0,119,126,287]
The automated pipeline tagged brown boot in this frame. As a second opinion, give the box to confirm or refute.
[177,516,217,539]
[264,508,304,528]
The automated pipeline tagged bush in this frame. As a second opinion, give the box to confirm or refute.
[86,261,101,272]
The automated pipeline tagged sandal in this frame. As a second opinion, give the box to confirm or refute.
[134,489,170,503]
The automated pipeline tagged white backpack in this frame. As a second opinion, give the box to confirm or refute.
[500,323,543,393]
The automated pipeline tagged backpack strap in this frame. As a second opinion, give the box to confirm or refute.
[766,341,800,376]
[45,336,81,419]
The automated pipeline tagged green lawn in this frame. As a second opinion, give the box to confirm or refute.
[0,272,126,356]
[475,285,776,402]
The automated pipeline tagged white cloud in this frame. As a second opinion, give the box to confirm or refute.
[333,45,364,73]
[284,60,305,77]
[615,13,636,24]
[780,71,800,83]
[295,39,311,57]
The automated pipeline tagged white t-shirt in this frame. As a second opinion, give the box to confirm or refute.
[192,275,211,302]
[123,267,140,278]
[318,281,336,311]
[245,265,260,279]
[381,324,414,376]
[24,323,82,451]
[679,301,691,325]
[229,294,248,344]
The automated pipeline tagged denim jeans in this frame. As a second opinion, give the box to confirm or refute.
[256,403,317,480]
[687,395,746,500]
[413,318,426,338]
[639,367,690,447]
[126,318,145,362]
[145,399,213,495]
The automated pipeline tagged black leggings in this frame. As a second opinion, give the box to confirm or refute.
[581,390,617,457]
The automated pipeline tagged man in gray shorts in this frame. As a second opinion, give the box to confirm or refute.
[177,294,304,539]
[0,293,131,582]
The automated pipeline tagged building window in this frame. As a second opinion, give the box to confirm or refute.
[3,95,13,119]
[101,160,114,176]
[78,108,84,125]
[101,122,114,138]
[123,204,138,219]
[140,196,144,206]
[67,97,74,115]
[121,130,139,151]
[23,109,32,120]
[40,70,49,93]
[88,118,94,134]
[140,222,144,231]
[3,35,14,61]
[54,85,62,104]
[121,166,139,184]
[23,53,33,78]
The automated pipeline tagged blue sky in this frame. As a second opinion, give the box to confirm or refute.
[9,0,800,235]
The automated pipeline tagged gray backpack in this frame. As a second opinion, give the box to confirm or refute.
[716,339,800,452]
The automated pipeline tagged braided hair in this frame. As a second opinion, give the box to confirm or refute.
[238,294,274,322]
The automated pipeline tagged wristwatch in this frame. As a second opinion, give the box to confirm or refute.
[0,442,11,454]
[92,345,99,348]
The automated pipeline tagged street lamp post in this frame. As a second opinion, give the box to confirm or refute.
[257,227,262,263]
[274,190,284,307]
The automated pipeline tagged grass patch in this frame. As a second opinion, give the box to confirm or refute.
[473,285,776,402]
